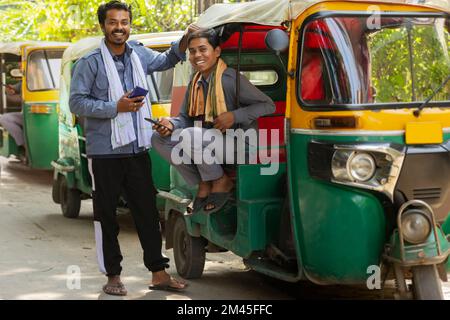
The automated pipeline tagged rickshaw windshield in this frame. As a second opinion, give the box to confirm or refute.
[146,69,174,103]
[299,15,450,109]
[27,49,63,91]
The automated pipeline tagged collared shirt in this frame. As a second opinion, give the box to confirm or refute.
[170,67,275,132]
[69,39,185,157]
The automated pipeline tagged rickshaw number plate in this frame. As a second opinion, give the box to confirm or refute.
[405,122,443,145]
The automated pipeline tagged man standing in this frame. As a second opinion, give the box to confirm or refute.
[70,0,192,296]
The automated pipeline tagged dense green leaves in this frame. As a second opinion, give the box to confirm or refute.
[0,0,196,41]
[369,21,450,103]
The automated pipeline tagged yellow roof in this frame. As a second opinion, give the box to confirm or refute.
[196,0,450,28]
[0,41,70,55]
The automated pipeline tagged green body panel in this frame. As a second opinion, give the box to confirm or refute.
[23,102,58,169]
[443,215,450,235]
[0,129,19,157]
[55,120,91,194]
[287,133,404,284]
[149,149,170,212]
[149,149,170,191]
[387,228,450,263]
[165,164,286,257]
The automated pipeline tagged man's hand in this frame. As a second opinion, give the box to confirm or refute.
[153,117,174,137]
[117,91,145,113]
[5,84,16,95]
[213,112,235,132]
[179,23,201,53]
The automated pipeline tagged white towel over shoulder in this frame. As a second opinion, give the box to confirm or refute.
[100,39,153,150]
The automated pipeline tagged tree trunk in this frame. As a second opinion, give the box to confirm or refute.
[196,0,223,14]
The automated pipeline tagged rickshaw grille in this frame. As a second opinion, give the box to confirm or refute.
[395,149,450,223]
[413,188,441,200]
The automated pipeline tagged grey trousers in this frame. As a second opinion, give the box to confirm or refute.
[151,127,225,186]
[0,112,24,146]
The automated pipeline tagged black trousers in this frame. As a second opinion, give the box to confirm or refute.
[89,152,169,276]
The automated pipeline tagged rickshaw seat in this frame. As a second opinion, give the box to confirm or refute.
[301,54,325,101]
[256,101,286,163]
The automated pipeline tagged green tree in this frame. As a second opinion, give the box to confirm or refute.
[0,0,195,42]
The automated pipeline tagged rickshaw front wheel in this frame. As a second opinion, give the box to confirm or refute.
[412,265,444,300]
[52,175,62,204]
[59,177,81,219]
[173,216,205,279]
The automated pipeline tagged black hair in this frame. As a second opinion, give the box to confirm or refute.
[97,1,132,25]
[187,29,220,48]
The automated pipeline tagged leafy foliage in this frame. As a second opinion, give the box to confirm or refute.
[369,21,450,103]
[0,0,196,42]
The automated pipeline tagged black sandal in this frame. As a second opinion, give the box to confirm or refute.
[186,197,207,215]
[203,191,232,214]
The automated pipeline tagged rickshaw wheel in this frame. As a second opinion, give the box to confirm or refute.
[173,216,205,279]
[412,265,444,300]
[52,175,62,204]
[59,177,81,219]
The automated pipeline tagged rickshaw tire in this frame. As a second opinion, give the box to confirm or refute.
[412,265,444,300]
[59,177,81,219]
[173,216,205,279]
[52,175,62,204]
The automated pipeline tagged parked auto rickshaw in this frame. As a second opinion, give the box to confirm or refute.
[160,0,450,299]
[0,41,69,169]
[51,31,183,218]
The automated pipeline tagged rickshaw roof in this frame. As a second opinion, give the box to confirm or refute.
[62,31,183,66]
[196,0,450,28]
[0,41,70,56]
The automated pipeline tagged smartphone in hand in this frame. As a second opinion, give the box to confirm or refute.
[128,86,148,102]
[145,118,173,132]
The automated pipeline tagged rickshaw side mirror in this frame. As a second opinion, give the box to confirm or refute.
[265,29,293,78]
[265,29,289,54]
[10,69,22,78]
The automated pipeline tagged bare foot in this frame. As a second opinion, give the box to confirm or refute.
[204,174,234,211]
[197,180,212,198]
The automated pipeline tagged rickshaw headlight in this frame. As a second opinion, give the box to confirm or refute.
[400,210,432,244]
[347,152,376,182]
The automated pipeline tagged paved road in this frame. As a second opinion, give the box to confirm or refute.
[0,156,448,300]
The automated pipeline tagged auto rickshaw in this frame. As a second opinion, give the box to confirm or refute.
[0,41,69,169]
[160,0,450,299]
[51,31,184,219]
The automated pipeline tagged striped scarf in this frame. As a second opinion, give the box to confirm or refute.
[187,58,227,123]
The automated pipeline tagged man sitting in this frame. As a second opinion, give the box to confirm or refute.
[0,81,24,149]
[152,29,275,214]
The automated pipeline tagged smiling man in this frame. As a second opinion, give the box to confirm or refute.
[69,0,194,296]
[151,29,275,215]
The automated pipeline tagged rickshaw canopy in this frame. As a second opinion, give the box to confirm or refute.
[196,0,450,28]
[61,31,183,68]
[0,41,70,56]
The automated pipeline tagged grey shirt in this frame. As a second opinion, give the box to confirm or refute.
[170,68,275,131]
[69,40,185,157]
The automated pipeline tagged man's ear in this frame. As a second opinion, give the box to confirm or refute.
[100,24,106,34]
[214,46,221,57]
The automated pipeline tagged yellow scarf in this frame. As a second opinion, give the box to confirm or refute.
[187,58,228,123]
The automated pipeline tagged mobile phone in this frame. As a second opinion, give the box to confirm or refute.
[145,117,173,132]
[128,86,148,101]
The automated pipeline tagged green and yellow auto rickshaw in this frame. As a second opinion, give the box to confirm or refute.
[0,41,69,169]
[160,0,450,299]
[51,31,183,218]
